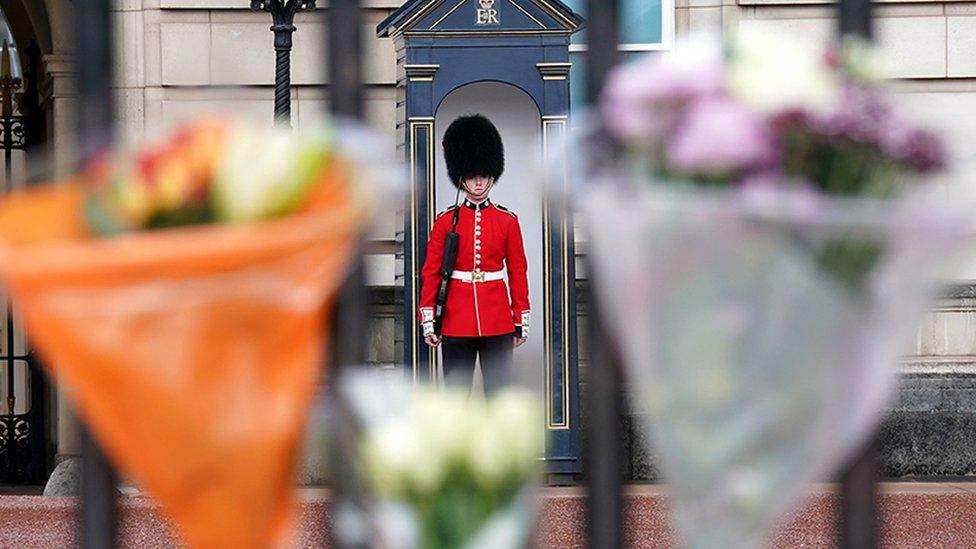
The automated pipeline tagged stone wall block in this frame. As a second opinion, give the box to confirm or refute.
[160,97,273,125]
[210,22,271,85]
[161,22,211,85]
[368,316,396,364]
[115,9,147,89]
[942,310,976,356]
[113,0,144,12]
[116,88,147,143]
[915,311,943,356]
[210,15,394,86]
[737,17,833,49]
[688,6,724,33]
[291,19,397,86]
[880,375,976,476]
[366,253,395,286]
[877,16,947,78]
[144,9,163,87]
[948,16,976,77]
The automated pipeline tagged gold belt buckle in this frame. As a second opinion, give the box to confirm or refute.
[471,270,485,283]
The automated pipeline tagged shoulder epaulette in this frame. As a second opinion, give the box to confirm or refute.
[436,205,459,219]
[495,204,517,217]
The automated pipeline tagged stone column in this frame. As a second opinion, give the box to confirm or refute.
[39,0,150,493]
[40,54,75,178]
[38,52,81,495]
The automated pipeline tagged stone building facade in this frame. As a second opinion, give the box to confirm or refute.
[3,0,976,480]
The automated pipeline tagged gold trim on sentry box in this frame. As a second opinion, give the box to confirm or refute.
[409,120,435,383]
[542,118,570,430]
[429,0,466,30]
[507,0,546,29]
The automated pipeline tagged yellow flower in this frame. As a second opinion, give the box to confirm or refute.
[116,176,153,225]
[155,159,193,210]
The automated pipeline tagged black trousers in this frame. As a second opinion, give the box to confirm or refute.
[441,333,514,395]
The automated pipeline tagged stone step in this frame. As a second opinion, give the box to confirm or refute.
[2,483,975,547]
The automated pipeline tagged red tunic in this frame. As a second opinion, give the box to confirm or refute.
[419,199,530,338]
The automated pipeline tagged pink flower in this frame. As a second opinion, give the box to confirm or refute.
[601,50,724,145]
[666,98,777,176]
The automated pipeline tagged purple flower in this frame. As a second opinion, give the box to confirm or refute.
[803,83,946,173]
[601,51,724,144]
[666,97,777,176]
[809,85,890,145]
[882,125,945,173]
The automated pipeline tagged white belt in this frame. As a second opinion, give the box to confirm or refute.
[451,269,505,283]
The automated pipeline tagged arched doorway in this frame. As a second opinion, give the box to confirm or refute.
[0,0,56,486]
[0,1,47,185]
[434,81,544,391]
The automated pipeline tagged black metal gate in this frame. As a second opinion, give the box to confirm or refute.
[0,38,48,486]
[0,302,47,484]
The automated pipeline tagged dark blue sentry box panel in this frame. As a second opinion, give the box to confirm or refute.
[378,0,585,478]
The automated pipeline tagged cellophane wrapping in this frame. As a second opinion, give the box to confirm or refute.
[580,175,973,548]
[0,119,398,548]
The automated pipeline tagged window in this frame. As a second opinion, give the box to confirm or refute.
[563,0,674,109]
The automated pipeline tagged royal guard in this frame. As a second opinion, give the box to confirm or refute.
[419,114,530,393]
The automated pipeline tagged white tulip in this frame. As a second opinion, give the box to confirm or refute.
[488,390,543,474]
[409,388,475,463]
[361,418,419,497]
[361,386,542,498]
[467,389,542,487]
[213,123,295,221]
[213,121,331,222]
[468,418,512,487]
[727,27,839,113]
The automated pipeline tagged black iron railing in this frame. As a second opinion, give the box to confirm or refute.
[66,0,878,546]
[835,9,879,549]
[74,0,119,546]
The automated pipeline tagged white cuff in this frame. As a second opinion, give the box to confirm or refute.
[420,308,435,337]
[517,311,530,339]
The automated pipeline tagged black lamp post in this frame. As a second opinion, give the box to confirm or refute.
[250,0,316,127]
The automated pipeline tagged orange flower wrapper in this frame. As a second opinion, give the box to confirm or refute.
[0,152,367,548]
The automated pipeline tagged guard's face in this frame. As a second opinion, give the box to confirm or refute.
[463,175,493,199]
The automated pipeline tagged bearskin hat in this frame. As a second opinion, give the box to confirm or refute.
[442,114,504,188]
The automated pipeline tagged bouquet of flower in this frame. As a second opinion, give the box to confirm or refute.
[603,32,944,195]
[601,32,945,290]
[572,29,972,549]
[335,374,542,549]
[81,117,348,232]
[0,117,388,548]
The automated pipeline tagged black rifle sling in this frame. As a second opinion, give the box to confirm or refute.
[433,188,462,335]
